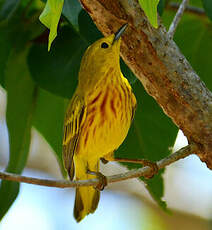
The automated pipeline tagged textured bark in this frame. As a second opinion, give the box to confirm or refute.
[79,0,212,169]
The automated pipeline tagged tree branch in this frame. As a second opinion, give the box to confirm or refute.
[78,0,212,169]
[168,2,205,17]
[0,145,195,188]
[168,0,190,38]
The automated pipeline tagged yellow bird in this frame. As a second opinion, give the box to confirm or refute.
[63,24,137,222]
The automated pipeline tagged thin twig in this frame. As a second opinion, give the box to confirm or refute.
[168,2,205,17]
[168,0,190,39]
[0,144,195,188]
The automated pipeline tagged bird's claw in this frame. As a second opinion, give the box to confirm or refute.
[100,157,109,164]
[141,160,158,179]
[87,170,108,191]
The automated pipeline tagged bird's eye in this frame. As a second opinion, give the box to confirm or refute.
[101,42,109,49]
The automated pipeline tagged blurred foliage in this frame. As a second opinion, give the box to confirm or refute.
[202,0,212,21]
[158,0,167,16]
[0,46,36,220]
[0,0,211,222]
[32,88,68,177]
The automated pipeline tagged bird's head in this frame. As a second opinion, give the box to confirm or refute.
[78,24,127,92]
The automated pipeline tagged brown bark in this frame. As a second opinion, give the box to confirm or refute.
[79,0,212,169]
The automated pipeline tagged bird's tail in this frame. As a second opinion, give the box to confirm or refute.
[74,157,100,222]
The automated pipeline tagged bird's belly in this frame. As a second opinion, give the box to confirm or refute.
[78,108,131,160]
[77,80,136,161]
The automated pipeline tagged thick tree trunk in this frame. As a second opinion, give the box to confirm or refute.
[79,0,212,169]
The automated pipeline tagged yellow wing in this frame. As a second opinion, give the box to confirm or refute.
[63,94,86,180]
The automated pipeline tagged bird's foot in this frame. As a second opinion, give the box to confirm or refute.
[139,159,158,179]
[105,157,158,179]
[87,170,108,191]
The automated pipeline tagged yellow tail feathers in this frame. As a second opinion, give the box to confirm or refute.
[74,187,100,222]
[73,156,100,222]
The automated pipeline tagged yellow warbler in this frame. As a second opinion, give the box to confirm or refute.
[63,24,137,222]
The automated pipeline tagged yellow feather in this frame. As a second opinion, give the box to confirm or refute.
[63,26,137,222]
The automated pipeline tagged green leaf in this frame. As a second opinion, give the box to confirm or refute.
[28,25,86,98]
[116,80,178,209]
[202,0,212,21]
[32,88,67,177]
[0,3,44,87]
[39,0,64,51]
[0,46,36,220]
[78,9,102,43]
[157,0,166,16]
[138,0,160,28]
[0,0,20,21]
[28,10,100,99]
[0,27,11,87]
[62,0,82,29]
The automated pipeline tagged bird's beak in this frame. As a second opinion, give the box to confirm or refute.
[112,23,128,44]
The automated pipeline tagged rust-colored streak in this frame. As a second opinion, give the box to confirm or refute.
[120,111,124,121]
[100,89,109,117]
[125,85,131,95]
[87,106,96,114]
[110,99,117,118]
[88,115,95,127]
[93,126,97,137]
[107,67,114,75]
[117,100,120,108]
[89,92,102,105]
[115,86,124,112]
[116,87,122,102]
[84,131,89,147]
